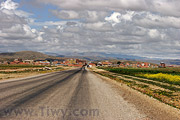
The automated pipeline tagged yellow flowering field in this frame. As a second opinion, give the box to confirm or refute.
[137,73,180,83]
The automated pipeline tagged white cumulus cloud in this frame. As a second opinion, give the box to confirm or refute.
[0,0,18,10]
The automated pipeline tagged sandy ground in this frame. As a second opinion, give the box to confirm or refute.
[0,66,75,81]
[0,73,40,80]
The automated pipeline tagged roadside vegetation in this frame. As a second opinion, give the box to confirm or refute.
[136,73,180,85]
[103,67,180,75]
[101,67,180,85]
[92,67,180,109]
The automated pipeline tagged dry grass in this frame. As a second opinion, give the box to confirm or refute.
[91,67,180,109]
[0,66,70,81]
[0,72,40,80]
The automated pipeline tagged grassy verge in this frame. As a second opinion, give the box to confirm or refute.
[93,68,180,109]
[120,75,180,91]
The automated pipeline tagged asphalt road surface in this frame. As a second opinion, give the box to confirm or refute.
[0,67,180,120]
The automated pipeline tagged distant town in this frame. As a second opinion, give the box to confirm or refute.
[0,58,172,68]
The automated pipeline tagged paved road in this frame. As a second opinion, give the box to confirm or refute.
[0,68,180,120]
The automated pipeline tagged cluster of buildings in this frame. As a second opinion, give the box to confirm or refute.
[0,58,168,68]
[0,58,87,67]
[88,61,165,68]
[0,59,60,66]
[117,62,159,68]
[60,59,87,67]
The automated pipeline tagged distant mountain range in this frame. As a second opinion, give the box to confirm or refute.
[0,51,179,65]
[45,52,180,65]
[0,51,62,62]
[49,52,148,61]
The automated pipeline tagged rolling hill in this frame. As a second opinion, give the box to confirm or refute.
[0,51,61,61]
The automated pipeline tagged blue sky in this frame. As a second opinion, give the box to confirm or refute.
[15,0,81,29]
[19,2,59,22]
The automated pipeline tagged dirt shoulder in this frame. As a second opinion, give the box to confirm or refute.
[91,68,180,119]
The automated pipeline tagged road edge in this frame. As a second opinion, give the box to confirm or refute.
[89,69,180,119]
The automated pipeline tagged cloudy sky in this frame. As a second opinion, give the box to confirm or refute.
[0,0,180,59]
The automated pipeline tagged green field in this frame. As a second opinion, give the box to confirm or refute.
[99,67,180,85]
[100,67,180,75]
